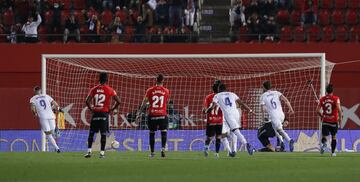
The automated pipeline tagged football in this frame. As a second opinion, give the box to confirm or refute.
[111,140,120,149]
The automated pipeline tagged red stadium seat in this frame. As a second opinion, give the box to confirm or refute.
[331,10,345,25]
[349,25,360,42]
[293,0,305,10]
[73,0,86,10]
[307,25,321,42]
[238,26,249,42]
[280,26,292,42]
[347,0,359,9]
[61,11,70,25]
[346,9,359,25]
[73,10,85,24]
[62,0,72,10]
[44,10,54,25]
[318,9,330,26]
[334,25,348,41]
[0,27,6,43]
[3,9,14,26]
[38,26,47,42]
[321,0,333,9]
[277,9,290,24]
[322,25,334,42]
[334,0,347,9]
[101,9,113,26]
[293,26,305,42]
[290,10,301,25]
[124,26,135,42]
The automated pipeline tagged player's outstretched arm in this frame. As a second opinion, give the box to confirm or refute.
[85,95,94,112]
[30,103,38,117]
[236,99,253,114]
[280,95,294,115]
[110,95,121,113]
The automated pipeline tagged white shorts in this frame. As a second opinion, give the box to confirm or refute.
[40,118,56,132]
[222,112,241,134]
[270,113,285,130]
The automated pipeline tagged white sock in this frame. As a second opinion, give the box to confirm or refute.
[221,137,231,152]
[277,128,291,141]
[276,131,284,143]
[233,129,247,144]
[47,134,59,150]
[231,132,237,152]
[87,148,92,153]
[100,151,105,155]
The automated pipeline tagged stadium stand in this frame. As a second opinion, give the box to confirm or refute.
[0,0,359,43]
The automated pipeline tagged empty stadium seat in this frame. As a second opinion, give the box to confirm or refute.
[349,25,360,41]
[242,0,251,7]
[290,10,302,25]
[280,26,292,42]
[322,25,334,42]
[62,0,72,10]
[335,25,348,41]
[293,26,305,42]
[346,9,359,25]
[277,9,290,24]
[307,25,321,42]
[347,0,359,9]
[334,0,347,9]
[61,11,70,25]
[238,26,249,42]
[318,9,330,26]
[44,10,54,25]
[3,9,14,26]
[73,0,86,10]
[293,0,305,10]
[321,0,333,9]
[331,10,345,25]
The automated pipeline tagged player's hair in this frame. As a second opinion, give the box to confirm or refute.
[212,80,221,93]
[263,80,272,90]
[326,83,334,94]
[218,83,227,92]
[99,72,108,84]
[33,86,41,93]
[156,74,164,84]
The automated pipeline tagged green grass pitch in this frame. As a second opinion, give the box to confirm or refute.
[1,152,360,182]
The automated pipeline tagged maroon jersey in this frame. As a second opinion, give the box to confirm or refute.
[204,93,223,125]
[88,84,117,113]
[145,85,170,117]
[319,94,340,123]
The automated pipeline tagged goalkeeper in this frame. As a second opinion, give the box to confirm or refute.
[257,118,289,152]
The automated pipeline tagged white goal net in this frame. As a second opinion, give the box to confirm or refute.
[42,54,334,153]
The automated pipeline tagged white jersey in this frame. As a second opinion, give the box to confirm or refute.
[260,90,284,121]
[213,92,240,116]
[30,94,56,120]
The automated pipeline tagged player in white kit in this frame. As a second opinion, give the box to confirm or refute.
[29,86,61,153]
[260,81,295,152]
[206,83,255,155]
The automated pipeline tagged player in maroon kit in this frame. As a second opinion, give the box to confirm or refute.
[136,74,170,158]
[317,84,343,156]
[202,80,223,158]
[84,72,121,158]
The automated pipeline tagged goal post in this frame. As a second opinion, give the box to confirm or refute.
[41,53,333,152]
